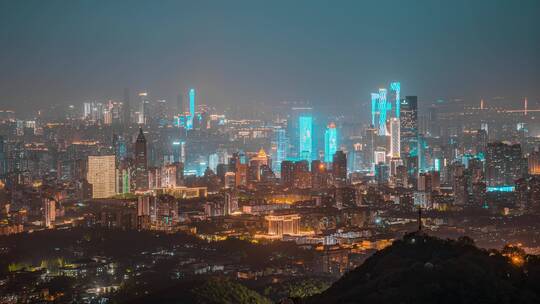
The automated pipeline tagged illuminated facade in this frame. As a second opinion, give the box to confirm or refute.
[324,123,338,163]
[390,118,400,158]
[87,155,117,198]
[528,151,540,175]
[172,141,185,163]
[186,88,196,130]
[299,115,313,161]
[138,92,149,125]
[134,128,148,191]
[272,127,288,175]
[400,96,418,156]
[266,214,300,237]
[486,142,524,188]
[390,82,401,118]
[378,88,388,135]
[43,198,55,228]
[371,93,379,126]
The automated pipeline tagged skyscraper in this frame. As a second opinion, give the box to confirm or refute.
[187,88,196,130]
[324,122,338,163]
[332,150,347,184]
[272,127,288,175]
[43,198,55,228]
[378,88,388,135]
[400,96,418,155]
[390,82,401,118]
[528,151,540,175]
[299,115,313,161]
[288,106,312,159]
[486,142,524,189]
[390,118,400,158]
[371,93,379,126]
[134,128,148,191]
[138,92,149,124]
[281,160,295,187]
[87,155,116,198]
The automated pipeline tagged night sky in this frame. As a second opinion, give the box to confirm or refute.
[1,0,539,114]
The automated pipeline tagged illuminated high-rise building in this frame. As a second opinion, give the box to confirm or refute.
[486,142,525,189]
[390,118,400,158]
[298,115,313,161]
[378,88,388,135]
[87,155,116,198]
[528,151,540,175]
[400,96,418,156]
[324,122,338,163]
[390,82,401,118]
[138,92,149,124]
[374,149,386,165]
[43,198,55,228]
[371,93,379,126]
[134,128,148,191]
[272,127,288,175]
[281,160,295,187]
[172,141,186,164]
[332,150,347,184]
[186,88,196,130]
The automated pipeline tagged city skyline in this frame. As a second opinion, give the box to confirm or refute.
[2,2,540,303]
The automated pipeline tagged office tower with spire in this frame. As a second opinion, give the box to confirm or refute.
[134,128,148,191]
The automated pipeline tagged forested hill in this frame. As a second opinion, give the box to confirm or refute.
[306,233,540,304]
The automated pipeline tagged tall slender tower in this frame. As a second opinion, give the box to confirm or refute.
[299,115,313,161]
[390,118,400,158]
[324,123,338,163]
[187,88,196,130]
[371,93,379,127]
[134,128,148,191]
[378,88,388,135]
[390,82,401,118]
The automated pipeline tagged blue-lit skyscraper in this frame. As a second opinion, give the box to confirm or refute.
[371,82,402,135]
[186,88,196,130]
[378,88,388,135]
[272,127,288,175]
[371,93,379,126]
[324,123,338,163]
[299,115,313,161]
[390,82,401,118]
